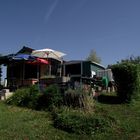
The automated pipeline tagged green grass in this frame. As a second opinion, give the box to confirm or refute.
[96,93,140,140]
[0,102,88,140]
[0,93,140,140]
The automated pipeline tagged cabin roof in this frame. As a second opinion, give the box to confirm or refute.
[63,60,105,69]
[16,46,34,55]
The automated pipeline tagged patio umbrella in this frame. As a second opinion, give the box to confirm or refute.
[27,58,49,65]
[12,54,35,61]
[31,48,66,76]
[27,57,49,81]
[31,48,66,60]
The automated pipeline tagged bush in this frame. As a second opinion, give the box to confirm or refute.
[6,85,40,109]
[5,84,63,110]
[53,107,111,135]
[41,84,63,109]
[111,63,140,102]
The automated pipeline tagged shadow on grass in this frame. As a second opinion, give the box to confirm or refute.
[98,94,122,104]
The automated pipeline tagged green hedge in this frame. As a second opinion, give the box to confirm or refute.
[111,63,140,102]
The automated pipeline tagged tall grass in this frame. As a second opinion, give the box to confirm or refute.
[63,88,95,110]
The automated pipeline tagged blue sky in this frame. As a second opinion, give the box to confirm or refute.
[0,0,140,67]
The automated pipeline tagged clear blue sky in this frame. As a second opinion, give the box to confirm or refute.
[0,0,140,66]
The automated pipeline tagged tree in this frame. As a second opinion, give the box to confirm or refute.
[86,49,101,63]
[119,55,140,64]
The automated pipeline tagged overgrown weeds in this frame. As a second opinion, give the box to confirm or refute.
[63,88,95,110]
[52,106,115,135]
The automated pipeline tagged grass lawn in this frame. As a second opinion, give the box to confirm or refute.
[0,102,84,140]
[0,93,140,140]
[96,93,140,140]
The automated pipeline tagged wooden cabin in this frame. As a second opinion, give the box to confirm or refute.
[62,60,105,83]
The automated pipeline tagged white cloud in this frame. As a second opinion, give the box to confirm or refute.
[45,0,58,23]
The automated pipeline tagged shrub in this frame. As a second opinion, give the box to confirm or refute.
[6,85,40,109]
[6,87,29,106]
[63,88,94,109]
[5,84,63,110]
[53,107,111,135]
[111,63,140,102]
[41,84,63,109]
[27,85,40,109]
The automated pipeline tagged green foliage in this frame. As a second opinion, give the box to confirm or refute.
[63,88,94,109]
[6,87,29,106]
[119,55,140,64]
[6,85,40,109]
[42,84,63,109]
[111,62,140,102]
[0,102,80,140]
[86,49,101,63]
[53,107,111,135]
[6,84,63,110]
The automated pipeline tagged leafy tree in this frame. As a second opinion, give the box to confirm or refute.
[86,49,101,63]
[119,55,140,64]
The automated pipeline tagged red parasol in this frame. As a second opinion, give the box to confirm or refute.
[27,58,49,65]
[26,58,49,83]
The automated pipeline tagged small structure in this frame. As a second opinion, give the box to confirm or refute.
[62,60,105,84]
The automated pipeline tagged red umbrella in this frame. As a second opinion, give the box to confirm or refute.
[27,58,49,81]
[27,58,49,65]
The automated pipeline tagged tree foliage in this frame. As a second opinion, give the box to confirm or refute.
[111,61,140,103]
[86,49,101,63]
[119,55,140,64]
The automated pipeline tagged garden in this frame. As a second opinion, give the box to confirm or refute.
[0,61,140,140]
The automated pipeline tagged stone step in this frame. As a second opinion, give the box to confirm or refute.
[0,89,13,100]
